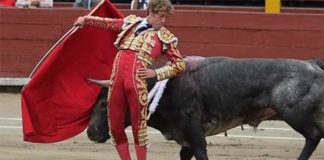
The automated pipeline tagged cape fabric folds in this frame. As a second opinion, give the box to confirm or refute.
[21,0,124,143]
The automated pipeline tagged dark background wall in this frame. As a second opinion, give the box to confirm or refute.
[58,0,323,7]
[0,5,323,77]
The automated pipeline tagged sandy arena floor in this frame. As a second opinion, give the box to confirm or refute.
[0,93,323,160]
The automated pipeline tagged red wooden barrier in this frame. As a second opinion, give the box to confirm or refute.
[0,7,323,77]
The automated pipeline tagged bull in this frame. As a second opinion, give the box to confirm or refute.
[87,57,324,160]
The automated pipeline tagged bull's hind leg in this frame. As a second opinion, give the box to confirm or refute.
[272,78,324,159]
[279,110,322,160]
[299,130,322,160]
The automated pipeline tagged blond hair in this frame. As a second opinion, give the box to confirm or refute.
[147,0,174,14]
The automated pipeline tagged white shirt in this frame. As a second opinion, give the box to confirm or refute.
[135,18,154,35]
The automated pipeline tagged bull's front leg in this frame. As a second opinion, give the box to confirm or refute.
[181,122,208,160]
[180,146,194,160]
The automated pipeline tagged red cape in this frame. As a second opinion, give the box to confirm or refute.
[0,0,15,7]
[21,0,124,143]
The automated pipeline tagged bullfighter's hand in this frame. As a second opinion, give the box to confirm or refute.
[137,68,157,79]
[74,16,86,28]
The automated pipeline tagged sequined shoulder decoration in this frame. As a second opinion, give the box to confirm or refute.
[122,15,142,29]
[157,27,178,45]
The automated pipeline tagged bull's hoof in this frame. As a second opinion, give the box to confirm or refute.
[95,138,107,143]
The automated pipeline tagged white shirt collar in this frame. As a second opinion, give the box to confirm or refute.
[136,18,148,29]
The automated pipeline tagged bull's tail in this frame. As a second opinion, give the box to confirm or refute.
[311,58,324,134]
[313,76,324,137]
[308,57,324,71]
[314,99,324,137]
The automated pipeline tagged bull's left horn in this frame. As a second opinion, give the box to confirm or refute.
[88,78,112,87]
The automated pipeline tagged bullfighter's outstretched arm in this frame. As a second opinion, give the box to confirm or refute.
[80,16,124,33]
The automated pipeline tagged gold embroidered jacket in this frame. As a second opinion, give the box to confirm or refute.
[83,14,185,80]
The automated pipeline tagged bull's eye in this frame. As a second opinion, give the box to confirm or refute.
[99,102,107,110]
[100,106,107,111]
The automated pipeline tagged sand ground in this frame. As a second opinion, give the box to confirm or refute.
[1,93,323,160]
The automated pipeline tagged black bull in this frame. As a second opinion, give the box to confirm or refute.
[87,57,324,160]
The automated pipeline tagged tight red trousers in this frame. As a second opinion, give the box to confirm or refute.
[107,50,149,146]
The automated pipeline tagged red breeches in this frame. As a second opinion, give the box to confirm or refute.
[107,50,149,146]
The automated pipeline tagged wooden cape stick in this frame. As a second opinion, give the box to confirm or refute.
[23,0,106,88]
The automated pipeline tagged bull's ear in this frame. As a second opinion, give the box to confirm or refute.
[88,78,112,88]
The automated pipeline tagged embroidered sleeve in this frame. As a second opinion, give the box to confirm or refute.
[155,29,185,80]
[83,16,123,33]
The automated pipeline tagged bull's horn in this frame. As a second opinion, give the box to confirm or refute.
[88,78,112,87]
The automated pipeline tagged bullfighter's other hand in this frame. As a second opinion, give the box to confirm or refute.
[137,68,157,79]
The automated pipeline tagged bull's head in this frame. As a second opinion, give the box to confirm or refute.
[86,79,110,143]
[86,77,157,143]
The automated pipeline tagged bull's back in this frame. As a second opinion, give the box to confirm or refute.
[194,57,323,124]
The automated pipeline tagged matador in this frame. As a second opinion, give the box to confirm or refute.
[75,0,185,159]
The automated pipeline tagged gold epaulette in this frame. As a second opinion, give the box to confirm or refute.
[157,27,178,45]
[124,14,142,24]
[122,15,142,30]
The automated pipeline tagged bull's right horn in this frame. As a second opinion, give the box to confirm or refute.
[88,78,112,87]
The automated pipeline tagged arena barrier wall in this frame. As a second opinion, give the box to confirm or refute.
[0,6,323,78]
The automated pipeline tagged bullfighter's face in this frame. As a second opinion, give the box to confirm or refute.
[147,10,169,30]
